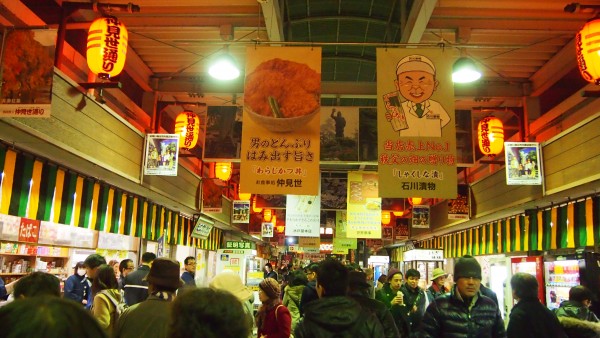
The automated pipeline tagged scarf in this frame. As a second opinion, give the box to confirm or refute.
[151,290,176,301]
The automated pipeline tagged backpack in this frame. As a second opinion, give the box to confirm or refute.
[99,290,128,325]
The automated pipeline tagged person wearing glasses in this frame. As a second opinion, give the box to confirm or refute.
[118,259,135,289]
[420,255,505,338]
[181,256,196,287]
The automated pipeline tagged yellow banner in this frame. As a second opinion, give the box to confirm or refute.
[333,237,357,250]
[240,47,321,195]
[335,210,347,238]
[346,172,382,238]
[376,49,457,198]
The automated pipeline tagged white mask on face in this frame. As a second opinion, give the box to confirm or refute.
[77,269,86,276]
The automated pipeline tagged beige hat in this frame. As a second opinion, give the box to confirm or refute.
[396,54,436,75]
[209,271,253,301]
[431,267,447,281]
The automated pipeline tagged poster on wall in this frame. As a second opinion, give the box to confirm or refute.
[285,194,320,237]
[382,226,394,241]
[232,200,251,223]
[376,48,457,198]
[321,176,347,210]
[0,29,57,118]
[505,142,542,185]
[320,106,359,161]
[394,218,409,241]
[240,46,321,195]
[203,106,242,160]
[448,184,470,219]
[143,134,179,176]
[202,179,223,213]
[412,205,430,229]
[261,222,274,238]
[346,172,382,238]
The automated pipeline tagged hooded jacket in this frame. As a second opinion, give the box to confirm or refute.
[555,300,600,338]
[283,284,305,330]
[294,296,384,338]
[420,285,505,338]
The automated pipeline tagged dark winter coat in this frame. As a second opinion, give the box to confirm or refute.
[64,273,91,305]
[300,280,318,316]
[123,265,150,306]
[375,283,411,337]
[420,286,506,338]
[556,301,600,338]
[348,289,402,338]
[399,283,428,332]
[506,297,567,338]
[294,296,385,338]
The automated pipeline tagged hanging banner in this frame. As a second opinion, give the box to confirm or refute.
[232,200,251,223]
[335,211,347,238]
[376,49,457,198]
[299,237,320,253]
[412,205,431,229]
[333,237,358,251]
[346,172,382,238]
[143,134,180,176]
[320,106,359,161]
[240,46,321,195]
[505,142,542,185]
[203,106,242,160]
[321,176,347,210]
[202,179,223,213]
[285,194,320,237]
[448,184,470,219]
[0,29,57,118]
[191,216,214,240]
[261,222,274,238]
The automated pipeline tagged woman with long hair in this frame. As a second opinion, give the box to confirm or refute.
[63,262,90,307]
[90,265,122,335]
[256,278,291,338]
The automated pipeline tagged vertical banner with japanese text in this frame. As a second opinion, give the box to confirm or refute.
[240,47,321,195]
[0,29,57,118]
[285,194,320,237]
[346,172,381,238]
[376,49,457,198]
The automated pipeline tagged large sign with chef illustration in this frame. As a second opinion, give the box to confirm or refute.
[240,47,321,195]
[376,49,457,198]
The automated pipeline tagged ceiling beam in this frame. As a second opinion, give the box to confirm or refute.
[260,0,284,42]
[401,0,437,43]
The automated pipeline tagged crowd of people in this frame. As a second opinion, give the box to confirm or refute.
[1,254,599,338]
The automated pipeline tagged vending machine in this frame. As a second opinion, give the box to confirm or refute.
[511,256,545,304]
[544,251,600,316]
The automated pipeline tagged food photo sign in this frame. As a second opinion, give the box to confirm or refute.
[239,47,321,195]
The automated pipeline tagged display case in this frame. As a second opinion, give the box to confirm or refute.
[511,256,545,304]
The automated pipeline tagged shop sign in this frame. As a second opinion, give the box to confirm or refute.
[403,249,444,261]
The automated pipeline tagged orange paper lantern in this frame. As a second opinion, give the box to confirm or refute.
[215,162,232,181]
[381,211,391,225]
[86,16,128,79]
[478,117,504,156]
[408,197,423,205]
[263,209,272,222]
[175,111,200,149]
[576,18,600,85]
[238,193,251,201]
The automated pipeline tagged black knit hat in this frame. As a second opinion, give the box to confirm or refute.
[454,255,482,280]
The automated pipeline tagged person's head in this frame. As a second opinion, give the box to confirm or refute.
[306,263,319,282]
[363,268,374,281]
[264,263,273,272]
[184,256,196,273]
[91,265,118,295]
[337,111,342,117]
[454,255,482,300]
[258,278,280,303]
[569,285,596,307]
[288,269,308,287]
[13,272,61,298]
[73,262,86,277]
[348,271,371,296]
[0,296,107,338]
[431,268,447,288]
[146,258,183,293]
[316,259,348,298]
[169,288,250,338]
[510,272,539,301]
[394,54,438,104]
[388,269,403,292]
[405,268,420,289]
[108,260,120,277]
[377,274,387,288]
[118,259,134,278]
[83,254,106,280]
[209,270,254,302]
[141,252,157,265]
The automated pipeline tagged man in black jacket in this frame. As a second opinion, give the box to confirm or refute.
[299,262,319,316]
[420,255,505,338]
[294,259,384,337]
[398,268,427,333]
[347,271,401,338]
[123,252,156,306]
[507,272,567,338]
